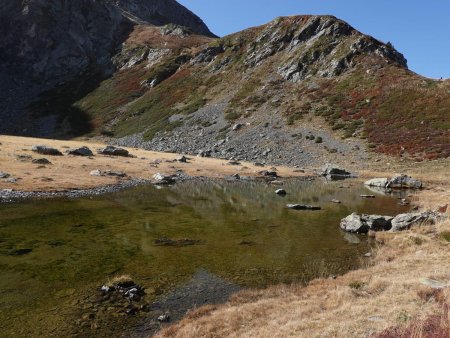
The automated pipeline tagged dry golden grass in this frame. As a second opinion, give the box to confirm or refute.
[0,135,306,192]
[156,221,450,338]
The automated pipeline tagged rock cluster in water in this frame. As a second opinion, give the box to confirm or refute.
[340,211,446,233]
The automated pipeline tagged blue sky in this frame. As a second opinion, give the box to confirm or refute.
[178,0,449,79]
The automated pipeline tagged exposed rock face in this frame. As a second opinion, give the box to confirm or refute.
[0,0,213,135]
[243,16,407,82]
[0,0,213,82]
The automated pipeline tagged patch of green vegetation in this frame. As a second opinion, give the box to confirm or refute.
[440,232,450,242]
[348,281,366,290]
[224,78,263,120]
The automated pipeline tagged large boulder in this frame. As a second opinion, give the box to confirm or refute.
[340,213,393,233]
[320,164,353,178]
[32,145,63,156]
[364,178,388,188]
[386,174,423,190]
[390,212,442,232]
[99,146,130,157]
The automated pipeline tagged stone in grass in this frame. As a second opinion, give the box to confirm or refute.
[275,189,286,195]
[32,145,63,156]
[90,170,102,177]
[99,145,130,157]
[32,158,52,165]
[0,171,10,179]
[68,146,93,156]
[287,204,321,211]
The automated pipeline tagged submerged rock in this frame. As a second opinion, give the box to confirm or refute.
[32,145,63,156]
[154,238,202,247]
[287,204,321,211]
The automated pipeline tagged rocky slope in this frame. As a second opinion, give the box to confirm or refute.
[2,10,449,163]
[0,0,213,135]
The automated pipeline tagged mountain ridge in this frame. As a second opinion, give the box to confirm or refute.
[1,9,449,162]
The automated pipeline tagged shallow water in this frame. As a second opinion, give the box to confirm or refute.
[0,178,409,337]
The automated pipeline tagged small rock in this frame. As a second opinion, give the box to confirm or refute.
[0,172,10,179]
[331,199,341,204]
[232,124,243,131]
[32,145,63,156]
[176,156,188,163]
[227,161,241,166]
[275,189,286,195]
[158,314,170,322]
[153,173,176,185]
[360,195,376,198]
[104,170,127,177]
[90,170,102,177]
[32,158,52,165]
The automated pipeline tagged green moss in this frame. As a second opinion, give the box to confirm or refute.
[348,281,365,290]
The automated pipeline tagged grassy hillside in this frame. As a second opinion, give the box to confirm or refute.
[28,16,450,159]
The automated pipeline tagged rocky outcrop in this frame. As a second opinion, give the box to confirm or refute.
[390,212,442,232]
[341,211,446,233]
[243,16,406,82]
[387,174,423,190]
[340,213,393,233]
[68,146,94,157]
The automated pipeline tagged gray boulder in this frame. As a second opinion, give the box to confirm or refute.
[32,145,63,156]
[364,178,388,188]
[99,146,129,157]
[390,212,441,232]
[68,146,93,156]
[275,189,287,195]
[387,174,423,190]
[320,163,352,178]
[340,213,393,233]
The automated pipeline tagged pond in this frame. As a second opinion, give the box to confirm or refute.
[0,178,409,337]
